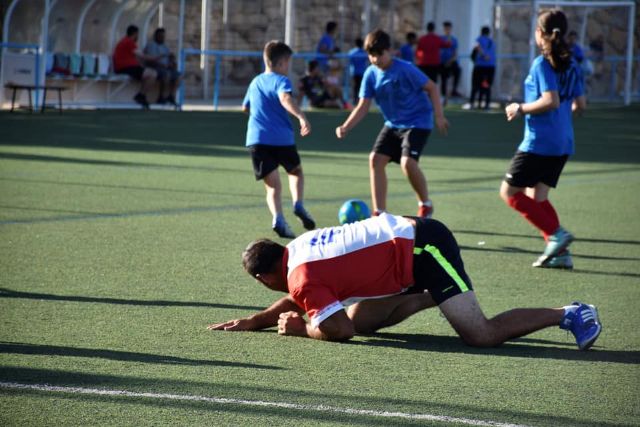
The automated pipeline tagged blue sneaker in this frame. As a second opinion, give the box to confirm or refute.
[543,227,574,258]
[273,220,296,239]
[532,250,573,269]
[560,302,601,350]
[293,206,316,230]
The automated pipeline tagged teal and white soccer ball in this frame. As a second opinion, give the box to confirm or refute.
[338,199,371,224]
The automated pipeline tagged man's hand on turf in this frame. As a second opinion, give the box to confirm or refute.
[278,311,307,336]
[207,318,257,331]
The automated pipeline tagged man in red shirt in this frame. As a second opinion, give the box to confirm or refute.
[208,214,601,351]
[113,25,158,109]
[415,22,450,83]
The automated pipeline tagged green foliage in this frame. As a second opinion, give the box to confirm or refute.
[0,108,639,426]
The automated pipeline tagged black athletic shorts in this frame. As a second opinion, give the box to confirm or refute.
[505,150,569,188]
[372,126,431,164]
[404,217,473,305]
[116,66,145,81]
[249,144,301,180]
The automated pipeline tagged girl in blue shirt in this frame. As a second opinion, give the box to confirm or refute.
[336,29,449,218]
[501,9,586,269]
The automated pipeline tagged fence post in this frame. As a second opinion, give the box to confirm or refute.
[213,53,221,111]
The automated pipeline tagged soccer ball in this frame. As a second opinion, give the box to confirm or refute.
[338,199,371,224]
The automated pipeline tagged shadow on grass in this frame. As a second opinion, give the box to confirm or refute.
[350,332,639,365]
[0,342,282,370]
[0,288,264,311]
[0,366,623,427]
[455,229,640,246]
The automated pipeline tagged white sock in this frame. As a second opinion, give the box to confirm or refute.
[563,305,579,317]
[419,200,432,207]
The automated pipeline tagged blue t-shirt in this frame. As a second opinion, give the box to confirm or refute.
[316,33,335,68]
[440,36,458,63]
[348,47,368,77]
[399,43,414,62]
[242,72,294,147]
[519,56,584,156]
[475,35,495,67]
[571,44,584,63]
[360,58,433,130]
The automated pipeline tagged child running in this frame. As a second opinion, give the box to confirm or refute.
[335,29,449,218]
[501,9,586,268]
[243,40,315,238]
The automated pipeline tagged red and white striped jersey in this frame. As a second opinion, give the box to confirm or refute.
[284,213,415,328]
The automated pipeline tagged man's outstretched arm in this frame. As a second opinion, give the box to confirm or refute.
[207,296,304,331]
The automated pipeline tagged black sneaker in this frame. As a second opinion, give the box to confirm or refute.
[166,95,178,107]
[273,221,296,239]
[134,93,150,109]
[294,206,316,230]
[156,96,167,105]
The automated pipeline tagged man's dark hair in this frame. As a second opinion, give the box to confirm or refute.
[364,29,391,55]
[263,40,293,68]
[568,30,578,37]
[326,21,337,33]
[406,32,417,42]
[126,25,139,37]
[242,239,285,277]
[355,37,364,48]
[481,26,491,36]
[307,59,319,72]
[154,28,165,38]
[427,22,435,32]
[443,21,452,28]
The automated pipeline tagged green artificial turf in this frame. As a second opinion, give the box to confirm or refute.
[0,106,639,426]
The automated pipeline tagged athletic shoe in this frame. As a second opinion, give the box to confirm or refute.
[542,227,574,258]
[293,206,316,230]
[560,302,602,350]
[532,250,573,269]
[166,95,178,107]
[273,221,296,239]
[134,93,150,109]
[418,202,433,218]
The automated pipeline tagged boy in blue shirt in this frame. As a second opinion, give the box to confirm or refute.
[469,26,496,109]
[502,10,586,268]
[335,29,449,218]
[243,41,315,238]
[399,32,417,63]
[348,38,368,105]
[440,22,461,101]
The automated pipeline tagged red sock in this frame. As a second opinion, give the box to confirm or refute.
[507,193,558,237]
[538,200,560,241]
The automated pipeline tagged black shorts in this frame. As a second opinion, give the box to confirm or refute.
[155,67,180,82]
[249,144,301,180]
[404,217,473,305]
[116,66,145,81]
[419,65,441,83]
[505,150,569,188]
[372,126,430,164]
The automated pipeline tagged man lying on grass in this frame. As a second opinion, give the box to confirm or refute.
[208,214,601,350]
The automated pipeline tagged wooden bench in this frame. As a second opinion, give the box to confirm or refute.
[5,83,67,113]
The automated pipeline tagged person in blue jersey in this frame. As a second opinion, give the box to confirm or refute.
[469,26,496,109]
[335,29,449,218]
[348,38,369,105]
[439,22,462,102]
[502,9,586,269]
[567,31,584,64]
[243,41,315,239]
[399,32,417,63]
[316,21,339,72]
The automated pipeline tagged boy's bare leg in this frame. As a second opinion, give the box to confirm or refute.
[287,166,303,205]
[263,169,283,218]
[369,152,391,212]
[400,156,429,202]
[348,292,436,334]
[438,292,564,347]
[141,68,157,97]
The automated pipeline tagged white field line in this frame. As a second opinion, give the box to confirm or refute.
[0,381,530,427]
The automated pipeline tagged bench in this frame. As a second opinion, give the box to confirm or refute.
[5,83,67,113]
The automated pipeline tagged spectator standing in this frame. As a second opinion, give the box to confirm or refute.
[144,28,181,106]
[112,25,158,109]
[469,26,496,109]
[348,38,368,105]
[415,22,450,83]
[567,31,584,64]
[399,32,417,63]
[316,21,339,72]
[242,41,315,238]
[439,21,462,101]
